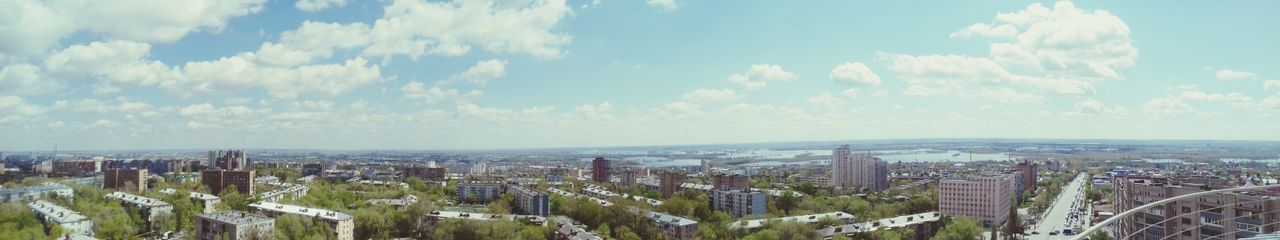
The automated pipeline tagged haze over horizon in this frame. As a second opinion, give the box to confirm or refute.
[3,0,1279,151]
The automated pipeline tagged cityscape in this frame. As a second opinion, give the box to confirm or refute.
[2,1,1279,240]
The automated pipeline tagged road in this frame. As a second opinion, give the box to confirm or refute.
[1028,173,1088,239]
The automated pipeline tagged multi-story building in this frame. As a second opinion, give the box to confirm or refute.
[0,183,73,203]
[1113,175,1280,240]
[202,170,256,195]
[660,171,687,199]
[159,189,221,214]
[249,202,353,240]
[457,182,505,203]
[711,173,750,191]
[631,207,698,239]
[710,189,767,217]
[591,157,610,184]
[302,163,325,176]
[28,200,93,237]
[621,169,637,186]
[258,182,309,202]
[830,145,888,192]
[509,185,550,216]
[1014,160,1038,193]
[52,160,100,176]
[209,150,248,171]
[939,173,1015,227]
[553,216,604,240]
[701,159,711,174]
[195,211,275,240]
[105,191,173,224]
[405,166,446,181]
[104,169,147,193]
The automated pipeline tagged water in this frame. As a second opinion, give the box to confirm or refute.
[640,159,702,167]
[723,149,830,159]
[1221,158,1280,163]
[1141,158,1184,163]
[875,150,1010,163]
[738,160,828,167]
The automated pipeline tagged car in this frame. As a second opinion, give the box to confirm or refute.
[1050,231,1059,235]
[1031,231,1040,235]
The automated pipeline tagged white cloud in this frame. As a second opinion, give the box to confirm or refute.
[402,81,483,103]
[279,21,372,60]
[0,96,45,124]
[0,0,266,56]
[1142,97,1196,115]
[296,0,349,12]
[0,0,76,57]
[448,59,508,86]
[806,92,845,109]
[728,64,796,91]
[361,0,574,60]
[901,85,949,97]
[1216,69,1256,81]
[950,23,1017,39]
[1266,80,1280,94]
[1061,99,1128,118]
[0,64,61,95]
[646,0,677,10]
[577,102,615,120]
[829,62,881,87]
[1179,91,1254,108]
[1260,96,1280,111]
[164,57,382,99]
[974,88,1042,103]
[681,88,741,103]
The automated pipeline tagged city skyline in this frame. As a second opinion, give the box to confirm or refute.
[3,0,1280,151]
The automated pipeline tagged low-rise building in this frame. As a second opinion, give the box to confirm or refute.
[195,211,275,240]
[632,207,698,239]
[0,183,73,203]
[249,202,354,240]
[510,185,549,216]
[553,216,603,240]
[819,212,942,240]
[709,189,766,217]
[457,182,505,203]
[729,212,855,230]
[159,189,221,214]
[105,192,173,224]
[366,195,419,210]
[28,200,93,237]
[426,211,546,224]
[103,169,148,193]
[259,182,308,202]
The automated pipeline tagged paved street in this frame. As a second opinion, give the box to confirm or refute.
[1029,173,1088,239]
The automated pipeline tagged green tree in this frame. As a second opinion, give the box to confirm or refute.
[930,217,983,240]
[1090,231,1110,240]
[1004,196,1022,238]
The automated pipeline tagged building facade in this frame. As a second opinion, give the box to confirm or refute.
[202,170,256,195]
[710,189,767,217]
[711,173,750,191]
[52,160,100,176]
[196,211,275,240]
[0,183,73,203]
[105,191,173,225]
[249,202,353,240]
[457,182,505,203]
[510,185,550,216]
[939,173,1015,227]
[660,171,687,199]
[621,169,637,186]
[28,200,93,237]
[1014,160,1038,193]
[209,150,248,171]
[104,169,148,193]
[831,145,888,192]
[591,157,610,184]
[1114,175,1280,240]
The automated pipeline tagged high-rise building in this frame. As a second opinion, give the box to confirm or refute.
[196,211,275,240]
[202,170,256,195]
[1014,160,1038,193]
[830,145,888,192]
[1113,175,1280,240]
[104,169,148,193]
[711,173,750,191]
[701,159,711,174]
[209,150,248,171]
[509,185,550,216]
[710,189,767,217]
[660,171,687,199]
[621,169,637,186]
[591,157,610,184]
[938,173,1015,227]
[52,160,100,176]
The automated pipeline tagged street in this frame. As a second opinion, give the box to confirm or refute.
[1028,173,1088,240]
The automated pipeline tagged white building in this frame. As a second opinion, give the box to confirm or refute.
[105,191,173,224]
[729,211,855,230]
[1,183,74,203]
[159,189,221,214]
[29,200,93,237]
[831,145,888,192]
[710,189,767,217]
[939,173,1016,227]
[195,211,275,240]
[631,207,698,239]
[249,202,354,240]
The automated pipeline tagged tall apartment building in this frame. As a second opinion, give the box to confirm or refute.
[202,170,256,195]
[830,145,888,192]
[1113,175,1280,240]
[457,182,505,203]
[710,189,767,217]
[249,202,354,240]
[939,173,1015,227]
[660,171,687,199]
[509,185,550,216]
[701,159,711,174]
[196,211,275,240]
[405,166,446,181]
[105,191,173,225]
[711,173,750,191]
[1014,160,1038,192]
[104,169,148,192]
[591,157,610,184]
[52,160,100,176]
[621,169,637,186]
[28,200,93,237]
[209,150,248,170]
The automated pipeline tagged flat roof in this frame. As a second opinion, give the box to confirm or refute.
[553,216,603,240]
[548,188,613,207]
[28,200,90,223]
[429,211,544,222]
[729,212,854,229]
[158,188,220,201]
[105,192,171,208]
[0,183,71,195]
[629,207,696,226]
[199,210,274,225]
[250,202,352,221]
[818,212,942,237]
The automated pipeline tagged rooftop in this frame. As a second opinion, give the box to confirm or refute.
[250,201,352,221]
[105,191,172,208]
[818,212,942,237]
[729,212,854,229]
[553,216,603,240]
[199,210,274,225]
[28,200,90,223]
[158,188,220,201]
[629,207,696,226]
[429,211,545,222]
[0,183,71,195]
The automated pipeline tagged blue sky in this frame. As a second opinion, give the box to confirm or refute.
[1,0,1278,150]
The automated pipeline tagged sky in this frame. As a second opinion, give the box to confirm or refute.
[1,0,1279,151]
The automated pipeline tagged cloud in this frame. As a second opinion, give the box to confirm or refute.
[806,92,845,109]
[729,64,797,91]
[901,85,949,97]
[361,0,574,60]
[1179,91,1254,108]
[0,0,267,56]
[402,81,482,103]
[973,88,1042,103]
[1266,80,1280,94]
[296,0,349,12]
[0,96,45,124]
[1261,96,1280,111]
[448,59,508,87]
[1142,97,1196,115]
[1216,69,1257,81]
[1061,99,1128,118]
[681,88,741,103]
[577,102,615,120]
[0,64,62,95]
[829,62,881,87]
[646,0,677,10]
[950,23,1017,39]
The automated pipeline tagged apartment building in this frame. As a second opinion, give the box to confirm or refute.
[457,182,505,203]
[831,145,888,192]
[249,202,354,240]
[104,169,147,193]
[710,189,767,217]
[0,183,73,203]
[592,157,610,184]
[1114,175,1280,240]
[510,185,550,216]
[660,171,687,199]
[105,191,173,224]
[28,200,93,237]
[202,170,256,195]
[939,173,1015,227]
[195,211,275,240]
